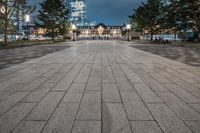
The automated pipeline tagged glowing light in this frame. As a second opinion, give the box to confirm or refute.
[0,6,5,14]
[71,24,76,30]
[86,30,90,34]
[98,26,104,34]
[126,24,131,30]
[25,15,30,22]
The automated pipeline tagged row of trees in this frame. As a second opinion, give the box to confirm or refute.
[36,0,70,40]
[129,0,200,40]
[0,0,35,45]
[0,0,69,45]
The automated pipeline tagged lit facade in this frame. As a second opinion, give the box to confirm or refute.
[76,23,123,39]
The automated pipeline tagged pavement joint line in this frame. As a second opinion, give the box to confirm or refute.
[0,65,57,117]
[110,48,165,133]
[9,50,87,131]
[75,119,102,121]
[115,47,198,132]
[8,63,71,133]
[68,53,95,133]
[23,120,47,122]
[106,47,134,133]
[1,41,200,133]
[38,53,88,133]
[146,103,198,133]
[100,45,103,133]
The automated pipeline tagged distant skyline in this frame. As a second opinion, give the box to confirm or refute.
[28,0,146,25]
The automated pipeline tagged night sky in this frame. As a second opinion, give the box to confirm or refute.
[28,0,146,25]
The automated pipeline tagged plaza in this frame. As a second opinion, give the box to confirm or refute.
[0,40,200,133]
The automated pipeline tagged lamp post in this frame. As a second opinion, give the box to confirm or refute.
[126,24,131,41]
[71,24,76,42]
[25,14,30,40]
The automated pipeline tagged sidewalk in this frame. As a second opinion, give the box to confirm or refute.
[0,40,71,50]
[0,40,200,133]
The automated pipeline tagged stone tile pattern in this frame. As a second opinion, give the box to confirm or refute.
[0,40,200,133]
[0,45,71,70]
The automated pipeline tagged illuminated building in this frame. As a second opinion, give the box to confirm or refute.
[66,0,88,26]
[66,0,95,26]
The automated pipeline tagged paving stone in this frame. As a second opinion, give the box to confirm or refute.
[147,103,193,133]
[85,56,94,64]
[164,83,200,103]
[90,64,101,78]
[121,64,143,83]
[19,77,48,92]
[185,121,200,133]
[142,76,169,92]
[39,82,56,89]
[157,92,200,121]
[159,71,174,78]
[191,92,200,99]
[1,41,200,133]
[59,64,74,73]
[46,72,66,84]
[134,83,163,103]
[121,91,153,120]
[102,56,110,66]
[72,121,101,133]
[130,121,162,133]
[12,121,46,133]
[190,104,200,113]
[167,69,199,85]
[0,77,26,89]
[41,103,79,133]
[0,103,36,133]
[111,66,126,78]
[66,64,83,79]
[51,78,73,91]
[149,73,172,84]
[130,67,150,78]
[86,80,101,91]
[0,71,21,84]
[22,87,50,103]
[62,83,85,103]
[116,80,135,91]
[74,64,92,83]
[102,83,121,103]
[77,91,101,120]
[41,65,63,78]
[0,92,29,116]
[102,65,115,83]
[169,77,200,92]
[26,92,64,120]
[0,83,25,102]
[102,103,132,133]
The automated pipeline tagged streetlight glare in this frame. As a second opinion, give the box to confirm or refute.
[71,24,76,30]
[25,15,30,22]
[126,24,131,29]
[0,6,5,14]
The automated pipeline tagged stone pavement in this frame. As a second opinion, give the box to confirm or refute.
[132,44,200,67]
[0,40,200,133]
[0,44,71,70]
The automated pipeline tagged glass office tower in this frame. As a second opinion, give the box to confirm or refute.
[66,0,87,26]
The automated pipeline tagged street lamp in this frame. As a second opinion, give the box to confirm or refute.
[126,24,131,41]
[71,24,76,41]
[25,14,30,40]
[0,6,5,14]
